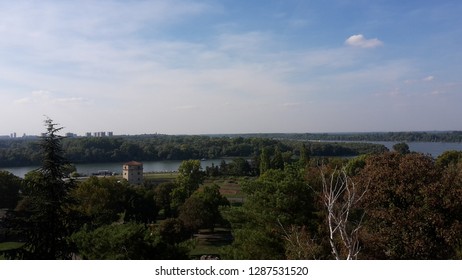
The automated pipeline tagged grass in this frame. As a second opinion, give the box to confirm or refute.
[202,176,250,204]
[0,242,24,252]
[144,172,178,180]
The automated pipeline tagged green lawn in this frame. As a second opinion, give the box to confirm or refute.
[0,242,24,251]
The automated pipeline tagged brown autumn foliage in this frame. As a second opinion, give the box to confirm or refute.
[355,152,462,259]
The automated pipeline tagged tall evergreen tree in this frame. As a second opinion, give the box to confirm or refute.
[19,118,77,259]
[259,147,271,175]
[299,143,310,167]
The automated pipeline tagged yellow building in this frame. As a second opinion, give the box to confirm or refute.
[122,161,143,185]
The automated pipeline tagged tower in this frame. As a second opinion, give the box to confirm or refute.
[122,161,143,185]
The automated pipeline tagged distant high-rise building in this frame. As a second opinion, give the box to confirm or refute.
[108,132,113,137]
[86,132,92,137]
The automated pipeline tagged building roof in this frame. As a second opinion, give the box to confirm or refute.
[123,161,143,166]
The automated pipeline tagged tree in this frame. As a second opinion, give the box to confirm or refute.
[158,218,190,245]
[17,118,77,259]
[321,167,367,260]
[71,177,157,227]
[271,146,284,170]
[299,143,309,167]
[171,160,205,208]
[259,147,271,175]
[392,142,410,154]
[178,196,211,233]
[71,222,189,260]
[224,165,315,259]
[357,152,462,259]
[154,182,176,218]
[0,171,22,209]
[179,184,229,233]
[228,158,251,176]
[436,150,462,168]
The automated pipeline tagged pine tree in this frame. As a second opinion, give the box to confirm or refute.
[19,118,77,259]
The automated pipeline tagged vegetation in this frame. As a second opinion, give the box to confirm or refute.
[231,131,462,142]
[1,120,462,260]
[0,134,387,167]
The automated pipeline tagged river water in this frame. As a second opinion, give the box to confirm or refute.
[1,159,226,178]
[2,142,462,178]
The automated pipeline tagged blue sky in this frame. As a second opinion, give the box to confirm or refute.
[1,0,461,135]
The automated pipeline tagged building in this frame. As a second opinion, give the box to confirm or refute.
[122,161,143,185]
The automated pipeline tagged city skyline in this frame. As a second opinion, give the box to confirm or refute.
[1,1,461,135]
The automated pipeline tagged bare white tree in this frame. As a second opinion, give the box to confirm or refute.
[321,167,368,260]
[278,221,322,260]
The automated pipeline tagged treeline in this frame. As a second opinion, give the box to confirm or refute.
[229,131,462,142]
[0,135,387,167]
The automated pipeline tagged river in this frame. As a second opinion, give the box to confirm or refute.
[1,159,226,178]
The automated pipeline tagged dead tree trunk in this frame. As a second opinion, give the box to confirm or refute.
[321,167,367,260]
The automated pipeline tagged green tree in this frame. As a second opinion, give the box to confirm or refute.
[436,150,462,168]
[392,142,410,154]
[271,146,284,170]
[18,118,77,259]
[71,223,189,260]
[72,177,157,227]
[224,165,315,259]
[0,171,22,209]
[158,218,190,245]
[171,160,205,208]
[299,143,309,167]
[259,147,271,175]
[178,184,229,233]
[154,182,176,218]
[228,158,251,176]
[178,196,211,233]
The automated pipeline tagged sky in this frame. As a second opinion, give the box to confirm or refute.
[1,0,461,135]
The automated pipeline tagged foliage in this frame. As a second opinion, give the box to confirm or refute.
[392,142,410,154]
[356,152,462,259]
[0,171,22,209]
[14,118,77,259]
[243,131,462,143]
[281,225,324,260]
[154,182,176,218]
[71,177,158,227]
[158,218,190,245]
[171,160,205,208]
[436,150,462,168]
[71,222,189,260]
[0,134,388,168]
[224,165,316,259]
[179,184,230,232]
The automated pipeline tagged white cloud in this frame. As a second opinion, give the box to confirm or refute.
[14,90,88,105]
[423,76,434,81]
[345,34,383,48]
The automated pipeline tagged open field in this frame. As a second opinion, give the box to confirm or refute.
[202,177,248,204]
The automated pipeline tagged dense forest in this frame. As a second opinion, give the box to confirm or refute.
[224,131,462,142]
[0,134,387,167]
[1,123,462,260]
